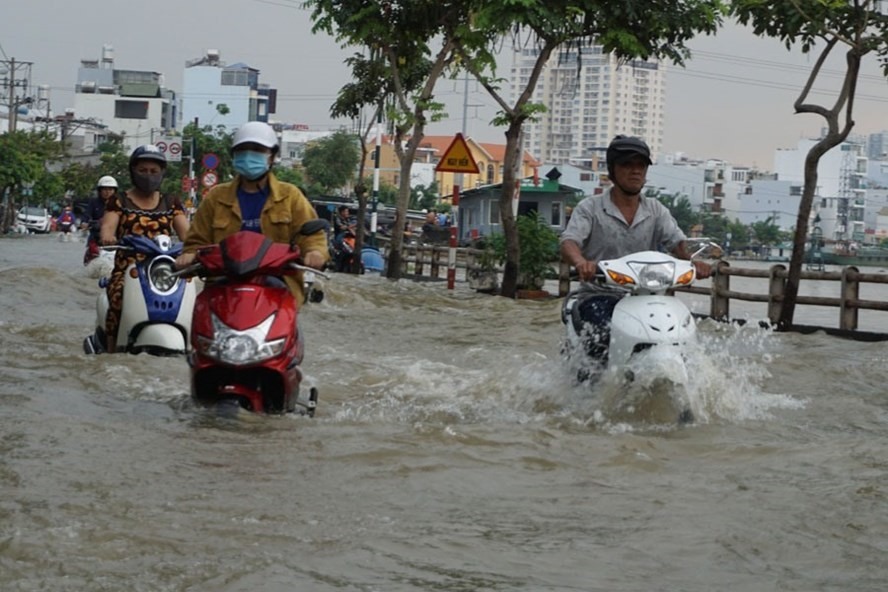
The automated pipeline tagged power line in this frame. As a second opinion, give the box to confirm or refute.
[668,67,888,103]
[250,0,305,9]
[688,48,888,84]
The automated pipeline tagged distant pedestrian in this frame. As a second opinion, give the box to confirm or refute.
[422,210,438,234]
[57,206,76,242]
[84,175,119,264]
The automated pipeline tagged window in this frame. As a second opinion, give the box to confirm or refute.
[114,100,148,119]
[221,69,249,86]
[551,202,562,226]
[489,200,500,225]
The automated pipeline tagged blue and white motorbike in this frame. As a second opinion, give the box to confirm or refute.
[84,234,199,355]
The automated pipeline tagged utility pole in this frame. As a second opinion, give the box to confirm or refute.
[1,57,35,132]
[6,57,13,133]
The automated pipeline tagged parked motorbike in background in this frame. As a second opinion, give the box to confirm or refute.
[176,221,330,416]
[330,229,359,273]
[84,234,199,355]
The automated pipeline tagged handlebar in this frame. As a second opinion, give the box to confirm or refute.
[170,261,330,280]
[689,240,723,260]
[288,262,331,280]
[169,263,203,279]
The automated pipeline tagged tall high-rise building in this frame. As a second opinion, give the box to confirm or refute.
[511,46,665,167]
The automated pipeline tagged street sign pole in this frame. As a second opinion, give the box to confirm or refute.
[189,117,198,207]
[370,107,382,248]
[448,184,460,290]
[435,133,479,290]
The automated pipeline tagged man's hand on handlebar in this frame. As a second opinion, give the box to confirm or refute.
[302,250,326,270]
[693,259,712,280]
[175,252,197,269]
[574,258,598,282]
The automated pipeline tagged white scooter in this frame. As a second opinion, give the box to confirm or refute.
[561,246,717,423]
[83,234,199,355]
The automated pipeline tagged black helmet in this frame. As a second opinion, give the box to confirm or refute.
[129,144,167,169]
[606,135,651,177]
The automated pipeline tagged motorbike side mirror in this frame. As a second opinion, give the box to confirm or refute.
[690,241,724,260]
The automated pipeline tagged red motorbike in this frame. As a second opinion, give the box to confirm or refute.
[177,222,329,415]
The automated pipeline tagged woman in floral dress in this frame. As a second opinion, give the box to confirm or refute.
[98,145,190,353]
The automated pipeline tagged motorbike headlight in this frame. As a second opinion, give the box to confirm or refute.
[149,259,179,293]
[196,313,286,365]
[630,261,675,291]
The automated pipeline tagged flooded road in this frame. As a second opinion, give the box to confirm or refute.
[1,234,886,591]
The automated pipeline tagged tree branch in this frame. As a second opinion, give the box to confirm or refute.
[794,35,839,118]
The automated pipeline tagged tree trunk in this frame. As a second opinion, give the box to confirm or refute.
[386,128,425,280]
[348,132,372,275]
[779,47,861,329]
[351,183,367,275]
[778,136,847,329]
[498,121,524,298]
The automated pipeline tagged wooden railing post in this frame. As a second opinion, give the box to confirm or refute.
[401,243,410,275]
[431,248,441,278]
[840,266,860,331]
[710,260,731,320]
[767,264,786,325]
[559,261,572,297]
[415,245,425,277]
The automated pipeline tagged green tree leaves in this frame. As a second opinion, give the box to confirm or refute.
[302,130,361,195]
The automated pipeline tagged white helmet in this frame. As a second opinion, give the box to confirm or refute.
[232,121,279,154]
[97,175,118,189]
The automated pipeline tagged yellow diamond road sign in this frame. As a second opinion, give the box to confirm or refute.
[435,133,480,174]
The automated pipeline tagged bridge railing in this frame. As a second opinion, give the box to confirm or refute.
[371,240,888,334]
[372,237,489,280]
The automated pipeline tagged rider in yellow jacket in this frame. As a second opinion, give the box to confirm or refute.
[176,122,328,305]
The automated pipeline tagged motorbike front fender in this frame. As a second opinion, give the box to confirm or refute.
[609,295,696,368]
[131,323,188,354]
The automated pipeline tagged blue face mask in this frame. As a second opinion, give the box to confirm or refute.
[233,151,270,180]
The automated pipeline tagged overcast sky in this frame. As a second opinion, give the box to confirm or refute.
[4,0,888,169]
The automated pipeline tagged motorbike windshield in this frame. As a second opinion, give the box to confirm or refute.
[198,231,300,278]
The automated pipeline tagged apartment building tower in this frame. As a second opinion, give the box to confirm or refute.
[511,46,665,167]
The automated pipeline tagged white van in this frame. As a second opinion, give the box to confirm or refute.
[16,206,52,234]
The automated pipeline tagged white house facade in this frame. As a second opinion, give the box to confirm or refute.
[71,45,176,153]
[181,50,276,133]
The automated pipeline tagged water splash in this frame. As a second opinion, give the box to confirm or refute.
[555,320,806,431]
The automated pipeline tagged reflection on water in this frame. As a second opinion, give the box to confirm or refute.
[1,235,886,591]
